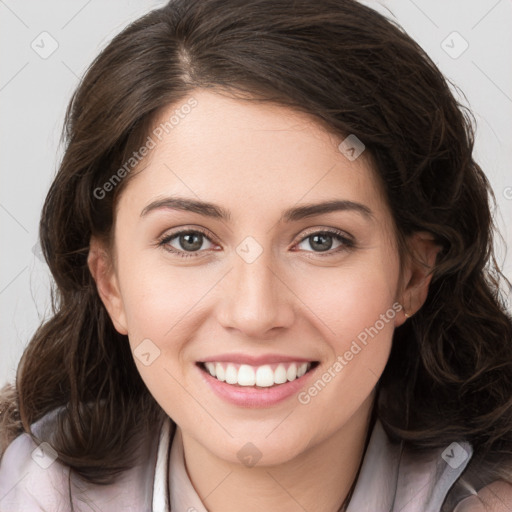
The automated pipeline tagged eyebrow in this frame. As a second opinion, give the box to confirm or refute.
[140,196,374,222]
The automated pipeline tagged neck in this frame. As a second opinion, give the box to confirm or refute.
[179,394,375,512]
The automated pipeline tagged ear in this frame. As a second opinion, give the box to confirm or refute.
[87,236,128,335]
[395,231,442,327]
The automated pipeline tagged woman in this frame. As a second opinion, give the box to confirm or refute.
[1,0,511,510]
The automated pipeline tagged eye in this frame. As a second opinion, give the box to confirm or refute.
[158,228,217,258]
[294,228,355,256]
[158,227,355,259]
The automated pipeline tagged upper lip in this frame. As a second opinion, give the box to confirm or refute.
[199,353,318,366]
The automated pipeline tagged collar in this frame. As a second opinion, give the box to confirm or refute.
[153,417,473,512]
[152,417,209,512]
[152,416,172,512]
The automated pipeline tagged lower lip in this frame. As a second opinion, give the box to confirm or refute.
[196,363,318,408]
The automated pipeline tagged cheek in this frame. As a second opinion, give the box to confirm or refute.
[291,254,400,403]
[116,247,213,341]
[114,257,208,410]
[298,254,399,342]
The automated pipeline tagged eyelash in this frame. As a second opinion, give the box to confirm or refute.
[157,227,355,259]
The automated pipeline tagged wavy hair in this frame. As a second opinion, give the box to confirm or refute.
[1,0,511,490]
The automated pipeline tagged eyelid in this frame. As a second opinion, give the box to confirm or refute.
[156,226,218,257]
[157,225,218,244]
[294,226,354,244]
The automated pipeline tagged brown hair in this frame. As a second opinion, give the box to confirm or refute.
[1,0,511,492]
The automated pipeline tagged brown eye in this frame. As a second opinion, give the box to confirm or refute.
[174,232,205,252]
[295,229,355,256]
[158,229,216,258]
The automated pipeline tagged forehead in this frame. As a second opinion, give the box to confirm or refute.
[118,89,389,223]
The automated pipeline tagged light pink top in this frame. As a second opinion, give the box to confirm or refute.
[0,410,508,511]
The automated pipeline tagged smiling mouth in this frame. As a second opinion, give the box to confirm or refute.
[197,360,320,388]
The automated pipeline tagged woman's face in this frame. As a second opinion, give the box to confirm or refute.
[97,88,408,465]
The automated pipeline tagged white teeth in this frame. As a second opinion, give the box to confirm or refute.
[297,363,308,377]
[255,365,274,387]
[238,364,256,386]
[215,363,226,382]
[205,362,215,376]
[287,363,297,381]
[225,364,238,384]
[274,364,288,384]
[203,361,314,387]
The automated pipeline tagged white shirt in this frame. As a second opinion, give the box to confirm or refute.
[152,416,474,512]
[1,408,505,511]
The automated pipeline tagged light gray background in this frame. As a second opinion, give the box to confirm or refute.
[1,0,511,386]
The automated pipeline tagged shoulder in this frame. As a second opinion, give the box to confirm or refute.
[374,421,512,512]
[0,406,162,512]
[0,382,23,458]
[0,410,72,511]
[452,480,512,512]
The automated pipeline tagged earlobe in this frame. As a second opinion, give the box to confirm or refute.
[396,231,442,326]
[87,237,128,335]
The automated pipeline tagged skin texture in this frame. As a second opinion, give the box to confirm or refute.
[89,89,440,512]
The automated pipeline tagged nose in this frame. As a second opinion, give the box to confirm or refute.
[216,247,295,338]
